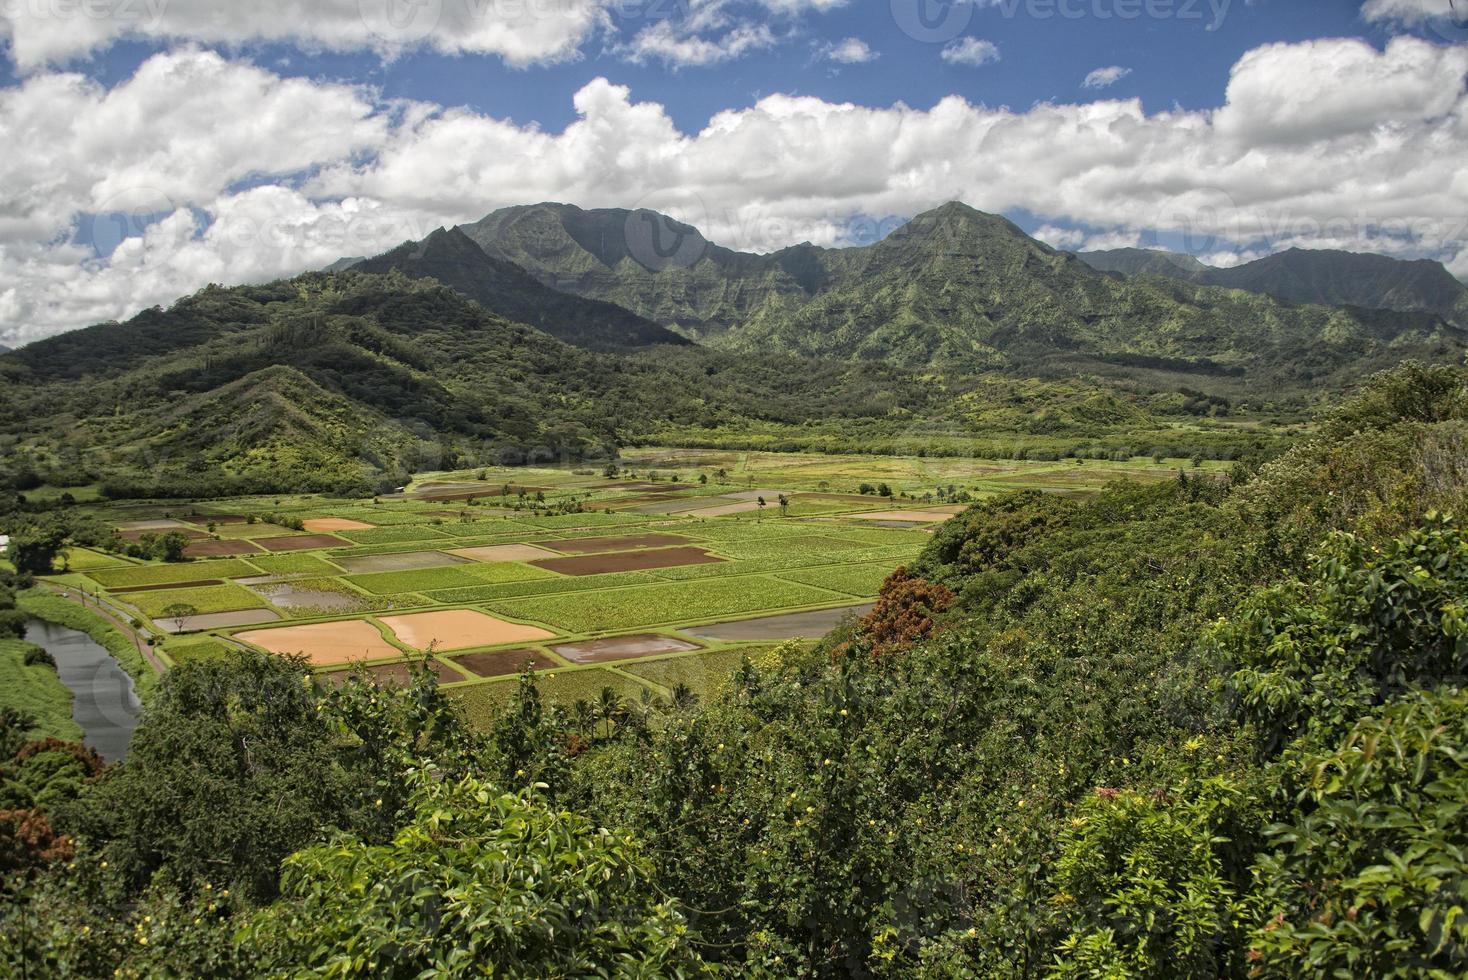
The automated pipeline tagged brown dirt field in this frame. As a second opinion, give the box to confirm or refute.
[683,500,763,518]
[604,494,677,510]
[184,539,260,558]
[416,484,547,502]
[110,579,223,594]
[726,489,797,501]
[321,657,461,687]
[449,648,558,678]
[379,610,555,652]
[450,544,563,563]
[158,609,282,633]
[237,619,401,665]
[848,510,958,523]
[302,517,376,532]
[549,533,692,555]
[257,534,348,552]
[604,482,692,493]
[532,547,724,576]
[195,513,248,524]
[630,497,736,515]
[793,493,884,505]
[552,634,700,664]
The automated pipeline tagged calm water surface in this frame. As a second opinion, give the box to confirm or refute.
[24,617,141,762]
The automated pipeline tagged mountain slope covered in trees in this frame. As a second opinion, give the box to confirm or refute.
[355,227,690,352]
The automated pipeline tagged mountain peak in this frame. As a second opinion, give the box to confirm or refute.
[353,221,689,352]
[895,201,1037,244]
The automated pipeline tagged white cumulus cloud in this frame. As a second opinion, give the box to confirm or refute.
[941,38,1000,67]
[0,0,615,71]
[1082,66,1132,89]
[820,37,878,63]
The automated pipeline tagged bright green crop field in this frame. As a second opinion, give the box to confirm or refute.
[43,448,1207,722]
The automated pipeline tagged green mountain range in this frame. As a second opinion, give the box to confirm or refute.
[461,202,1466,385]
[5,201,1465,496]
[1078,246,1468,323]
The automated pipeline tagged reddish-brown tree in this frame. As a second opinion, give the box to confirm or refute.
[0,808,74,874]
[853,567,955,659]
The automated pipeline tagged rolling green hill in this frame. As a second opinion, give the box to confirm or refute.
[461,203,814,340]
[0,272,1002,495]
[462,202,1467,384]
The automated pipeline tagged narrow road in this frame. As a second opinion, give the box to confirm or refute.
[40,583,167,677]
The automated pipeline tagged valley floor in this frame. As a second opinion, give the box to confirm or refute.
[34,449,1212,722]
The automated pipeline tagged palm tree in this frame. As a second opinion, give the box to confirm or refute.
[596,686,625,740]
[572,699,594,738]
[671,683,699,711]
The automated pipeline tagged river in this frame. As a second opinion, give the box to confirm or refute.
[24,617,142,762]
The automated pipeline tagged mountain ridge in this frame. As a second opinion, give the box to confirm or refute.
[1078,246,1468,322]
[459,200,1467,384]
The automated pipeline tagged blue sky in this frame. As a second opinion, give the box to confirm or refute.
[2,2,1412,130]
[0,0,1465,343]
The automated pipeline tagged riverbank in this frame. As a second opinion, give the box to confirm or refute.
[0,637,83,741]
[19,590,161,700]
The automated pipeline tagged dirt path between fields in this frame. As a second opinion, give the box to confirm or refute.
[41,583,167,676]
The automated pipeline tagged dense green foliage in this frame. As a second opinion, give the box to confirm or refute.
[2,363,1467,977]
[245,774,711,977]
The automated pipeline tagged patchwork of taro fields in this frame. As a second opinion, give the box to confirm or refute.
[42,449,1201,726]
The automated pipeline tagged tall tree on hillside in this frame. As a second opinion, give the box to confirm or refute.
[597,687,625,741]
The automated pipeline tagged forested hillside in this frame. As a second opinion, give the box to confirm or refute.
[0,270,1302,500]
[0,272,951,497]
[354,227,691,352]
[5,363,1466,977]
